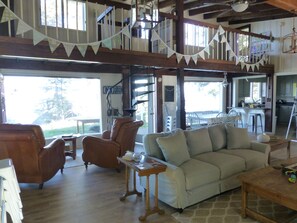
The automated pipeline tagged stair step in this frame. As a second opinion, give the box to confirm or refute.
[132,82,154,88]
[132,100,148,107]
[135,90,154,97]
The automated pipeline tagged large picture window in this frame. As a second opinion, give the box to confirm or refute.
[3,76,101,138]
[40,0,86,31]
[185,23,208,47]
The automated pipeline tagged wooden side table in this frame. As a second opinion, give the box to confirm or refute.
[62,135,78,160]
[262,138,291,164]
[117,156,167,221]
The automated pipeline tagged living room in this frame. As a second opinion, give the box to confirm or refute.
[0,0,297,222]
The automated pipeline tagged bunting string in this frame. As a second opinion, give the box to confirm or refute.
[151,26,270,72]
[0,0,131,57]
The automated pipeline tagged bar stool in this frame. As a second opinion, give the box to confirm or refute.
[248,113,263,135]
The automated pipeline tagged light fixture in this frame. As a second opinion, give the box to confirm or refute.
[283,26,297,53]
[231,0,249,13]
[222,72,228,88]
[131,0,159,29]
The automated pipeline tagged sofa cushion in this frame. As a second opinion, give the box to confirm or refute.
[193,152,245,179]
[226,125,250,149]
[208,124,227,151]
[218,149,266,170]
[184,128,212,156]
[143,132,171,160]
[179,159,220,190]
[156,129,190,166]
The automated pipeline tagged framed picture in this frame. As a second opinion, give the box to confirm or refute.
[164,85,174,102]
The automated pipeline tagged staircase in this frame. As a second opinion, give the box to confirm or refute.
[124,73,155,117]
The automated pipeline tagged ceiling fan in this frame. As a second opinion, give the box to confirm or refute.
[203,0,256,14]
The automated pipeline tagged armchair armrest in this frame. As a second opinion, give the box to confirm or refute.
[39,138,65,180]
[102,130,111,139]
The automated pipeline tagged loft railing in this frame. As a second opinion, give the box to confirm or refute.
[1,0,272,65]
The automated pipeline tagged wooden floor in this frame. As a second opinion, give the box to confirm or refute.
[14,158,178,223]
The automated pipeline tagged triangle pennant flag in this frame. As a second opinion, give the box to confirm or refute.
[102,38,112,50]
[151,30,159,42]
[229,51,236,60]
[259,58,265,66]
[235,56,240,65]
[167,48,175,58]
[241,62,246,70]
[114,35,122,47]
[218,25,225,35]
[0,2,5,7]
[209,40,215,47]
[226,43,232,51]
[16,20,32,35]
[90,42,100,54]
[204,46,210,55]
[63,42,75,57]
[192,54,198,64]
[77,44,88,57]
[221,35,227,43]
[1,8,17,23]
[33,30,46,45]
[184,55,191,65]
[256,62,260,70]
[48,38,60,53]
[246,64,251,72]
[213,32,219,42]
[176,53,183,63]
[122,26,130,38]
[198,50,205,60]
[251,64,255,72]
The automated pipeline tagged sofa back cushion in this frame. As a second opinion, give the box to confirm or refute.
[143,132,170,160]
[156,129,190,166]
[226,125,250,149]
[184,127,212,156]
[208,124,227,151]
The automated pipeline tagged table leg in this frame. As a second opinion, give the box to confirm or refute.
[241,183,247,218]
[120,167,141,201]
[154,174,164,215]
[72,139,77,160]
[287,141,291,159]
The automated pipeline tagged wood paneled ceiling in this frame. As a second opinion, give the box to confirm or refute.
[159,0,297,25]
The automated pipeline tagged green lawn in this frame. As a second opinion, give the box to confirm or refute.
[43,124,100,138]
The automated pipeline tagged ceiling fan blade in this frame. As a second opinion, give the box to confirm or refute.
[216,9,233,18]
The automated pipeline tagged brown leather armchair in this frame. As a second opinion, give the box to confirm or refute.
[82,117,144,171]
[0,124,66,189]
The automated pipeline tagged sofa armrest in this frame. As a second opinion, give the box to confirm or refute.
[250,141,271,155]
[140,157,187,209]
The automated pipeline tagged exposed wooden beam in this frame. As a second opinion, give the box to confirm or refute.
[188,5,229,16]
[86,0,130,10]
[266,0,297,13]
[0,36,274,74]
[159,0,175,9]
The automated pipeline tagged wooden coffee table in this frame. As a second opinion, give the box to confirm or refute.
[239,166,297,223]
[62,135,78,160]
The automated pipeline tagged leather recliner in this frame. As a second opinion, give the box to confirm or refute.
[0,124,66,189]
[82,117,144,171]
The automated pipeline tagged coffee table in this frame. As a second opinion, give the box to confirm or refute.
[62,135,78,160]
[239,166,297,223]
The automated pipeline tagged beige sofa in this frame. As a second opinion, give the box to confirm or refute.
[140,124,270,210]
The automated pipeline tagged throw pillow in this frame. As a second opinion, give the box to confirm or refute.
[208,124,227,151]
[184,127,212,156]
[226,125,250,149]
[156,129,190,166]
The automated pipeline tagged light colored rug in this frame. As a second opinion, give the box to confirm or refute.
[172,189,297,223]
[64,148,85,168]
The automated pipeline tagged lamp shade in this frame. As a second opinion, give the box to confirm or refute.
[231,1,249,12]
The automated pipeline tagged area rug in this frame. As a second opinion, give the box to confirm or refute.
[172,189,297,223]
[64,148,85,168]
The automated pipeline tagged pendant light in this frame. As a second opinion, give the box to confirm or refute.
[222,72,228,88]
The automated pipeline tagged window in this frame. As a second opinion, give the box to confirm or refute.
[237,25,250,62]
[40,0,86,31]
[185,23,208,47]
[4,76,101,138]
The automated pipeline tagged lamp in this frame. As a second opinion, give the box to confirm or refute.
[222,72,228,88]
[231,0,249,13]
[131,0,159,29]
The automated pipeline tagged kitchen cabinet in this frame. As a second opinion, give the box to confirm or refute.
[278,105,294,124]
[277,76,293,97]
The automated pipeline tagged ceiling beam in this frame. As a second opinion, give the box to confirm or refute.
[159,0,175,9]
[266,0,297,13]
[188,5,229,16]
[86,0,130,10]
